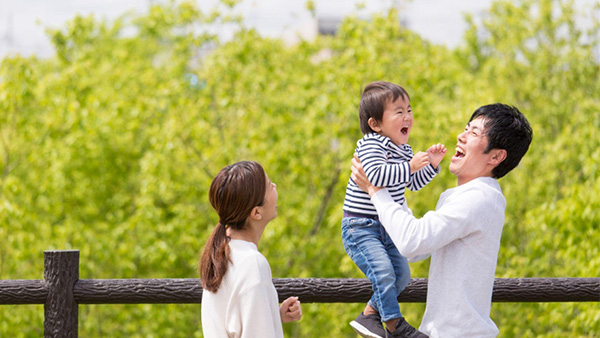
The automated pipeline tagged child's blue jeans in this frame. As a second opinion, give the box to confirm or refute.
[341,216,410,322]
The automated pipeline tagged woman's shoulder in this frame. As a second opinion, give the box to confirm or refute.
[226,240,273,292]
[229,240,271,271]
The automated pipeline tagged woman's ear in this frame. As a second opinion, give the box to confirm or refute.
[368,118,381,133]
[249,206,262,221]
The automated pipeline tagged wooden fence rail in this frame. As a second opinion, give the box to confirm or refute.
[1,251,599,338]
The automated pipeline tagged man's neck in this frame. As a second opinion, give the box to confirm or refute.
[457,174,494,186]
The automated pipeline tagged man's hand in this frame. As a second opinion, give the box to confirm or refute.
[280,296,302,323]
[427,143,447,169]
[409,151,430,173]
[351,154,384,197]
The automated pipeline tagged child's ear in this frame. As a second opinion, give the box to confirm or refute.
[489,149,507,166]
[249,206,262,221]
[368,118,382,132]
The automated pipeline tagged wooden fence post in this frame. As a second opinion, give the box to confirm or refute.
[44,250,79,338]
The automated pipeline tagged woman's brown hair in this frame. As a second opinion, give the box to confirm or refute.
[199,161,266,292]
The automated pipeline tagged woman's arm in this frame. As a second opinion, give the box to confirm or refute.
[238,283,283,338]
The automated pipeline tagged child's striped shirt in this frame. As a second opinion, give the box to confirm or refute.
[343,133,439,216]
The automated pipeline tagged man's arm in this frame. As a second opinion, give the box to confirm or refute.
[370,189,478,257]
[352,154,479,258]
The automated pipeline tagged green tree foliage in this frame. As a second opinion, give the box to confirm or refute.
[0,0,598,336]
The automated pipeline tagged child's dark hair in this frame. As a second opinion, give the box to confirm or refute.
[199,161,266,292]
[470,103,533,179]
[359,81,410,134]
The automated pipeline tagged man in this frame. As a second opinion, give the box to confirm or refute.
[351,103,533,338]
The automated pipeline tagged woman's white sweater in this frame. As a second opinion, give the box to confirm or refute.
[201,240,283,338]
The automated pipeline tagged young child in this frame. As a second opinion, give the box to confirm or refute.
[341,81,446,338]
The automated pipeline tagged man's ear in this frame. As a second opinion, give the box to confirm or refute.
[489,149,507,166]
[368,118,381,132]
[249,206,262,221]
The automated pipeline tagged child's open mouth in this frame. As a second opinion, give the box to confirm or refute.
[401,127,409,135]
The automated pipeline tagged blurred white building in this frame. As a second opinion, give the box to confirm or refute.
[0,0,495,59]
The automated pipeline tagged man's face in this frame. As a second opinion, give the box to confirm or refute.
[450,117,496,185]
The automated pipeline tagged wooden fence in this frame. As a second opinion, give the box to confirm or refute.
[1,250,598,338]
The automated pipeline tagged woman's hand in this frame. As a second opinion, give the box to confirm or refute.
[351,154,383,197]
[280,296,302,323]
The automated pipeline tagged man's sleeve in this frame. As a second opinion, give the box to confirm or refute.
[371,188,482,258]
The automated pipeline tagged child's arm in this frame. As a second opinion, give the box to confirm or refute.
[409,152,430,173]
[357,137,412,187]
[427,143,447,169]
[407,144,447,191]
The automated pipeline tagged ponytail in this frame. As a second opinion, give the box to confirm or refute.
[200,222,231,292]
[198,161,267,293]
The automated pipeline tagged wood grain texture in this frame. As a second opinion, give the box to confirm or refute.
[2,277,597,305]
[69,277,598,304]
[0,280,47,304]
[44,251,79,338]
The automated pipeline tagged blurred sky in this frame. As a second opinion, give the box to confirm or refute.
[0,0,498,58]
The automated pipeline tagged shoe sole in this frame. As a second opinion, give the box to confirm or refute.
[350,320,384,338]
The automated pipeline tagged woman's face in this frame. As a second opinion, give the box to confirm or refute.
[260,173,278,222]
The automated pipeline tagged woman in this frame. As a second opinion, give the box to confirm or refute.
[200,161,302,338]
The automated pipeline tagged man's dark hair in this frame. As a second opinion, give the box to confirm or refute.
[470,103,533,178]
[359,81,410,134]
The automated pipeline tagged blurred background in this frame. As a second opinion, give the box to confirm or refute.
[0,0,598,337]
[1,0,495,58]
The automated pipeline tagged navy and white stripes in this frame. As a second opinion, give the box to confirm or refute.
[343,133,439,216]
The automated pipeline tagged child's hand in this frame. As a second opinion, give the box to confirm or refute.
[427,143,447,169]
[280,296,302,323]
[409,152,430,173]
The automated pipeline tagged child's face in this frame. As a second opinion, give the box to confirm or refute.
[370,96,413,146]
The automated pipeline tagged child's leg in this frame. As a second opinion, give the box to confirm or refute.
[385,235,411,295]
[341,217,403,322]
[384,253,410,331]
[363,303,378,316]
[383,224,413,333]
